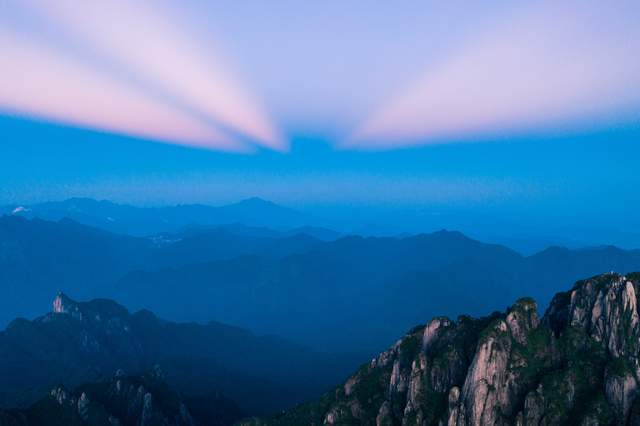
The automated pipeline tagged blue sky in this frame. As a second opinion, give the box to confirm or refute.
[1,1,639,247]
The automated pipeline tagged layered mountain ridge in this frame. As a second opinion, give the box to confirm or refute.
[3,214,640,356]
[0,197,313,236]
[243,272,640,425]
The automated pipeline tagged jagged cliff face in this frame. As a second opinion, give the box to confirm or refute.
[243,272,640,426]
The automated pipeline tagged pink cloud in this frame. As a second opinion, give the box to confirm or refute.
[27,0,284,151]
[349,2,640,149]
[0,29,247,151]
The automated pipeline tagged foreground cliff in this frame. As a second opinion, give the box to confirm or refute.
[242,272,640,425]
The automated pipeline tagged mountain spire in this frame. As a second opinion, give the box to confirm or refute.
[52,292,82,319]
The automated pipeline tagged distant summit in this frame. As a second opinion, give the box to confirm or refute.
[231,197,279,207]
[51,292,130,324]
[52,292,78,316]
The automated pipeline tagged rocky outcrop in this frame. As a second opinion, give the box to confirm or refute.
[242,272,640,425]
[0,370,196,426]
[52,292,76,315]
[448,298,541,426]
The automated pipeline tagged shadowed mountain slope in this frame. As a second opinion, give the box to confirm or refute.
[0,368,243,426]
[114,233,640,353]
[0,293,352,417]
[0,215,323,326]
[2,215,640,355]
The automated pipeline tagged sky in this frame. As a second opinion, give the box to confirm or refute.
[1,1,640,247]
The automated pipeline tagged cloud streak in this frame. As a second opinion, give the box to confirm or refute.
[0,29,244,151]
[28,0,284,151]
[350,1,640,149]
[0,0,282,152]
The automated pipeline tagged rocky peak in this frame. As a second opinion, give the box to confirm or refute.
[52,292,83,320]
[422,316,452,350]
[506,298,539,345]
[49,292,133,330]
[49,386,71,405]
[545,273,640,358]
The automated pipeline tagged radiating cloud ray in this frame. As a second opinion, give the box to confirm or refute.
[0,29,245,151]
[28,0,284,151]
[349,2,640,149]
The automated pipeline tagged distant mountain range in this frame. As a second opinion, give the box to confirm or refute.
[243,272,640,425]
[2,214,640,356]
[116,230,640,353]
[0,197,324,237]
[0,215,336,327]
[0,292,352,419]
[5,197,640,253]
